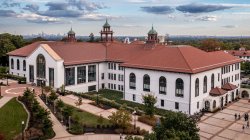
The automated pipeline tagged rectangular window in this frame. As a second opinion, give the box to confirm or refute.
[77,66,86,84]
[88,85,96,92]
[88,65,96,82]
[121,75,124,81]
[102,83,105,89]
[101,73,104,80]
[111,63,113,69]
[218,73,220,81]
[121,85,124,91]
[175,102,179,110]
[29,65,34,82]
[197,102,199,109]
[49,68,54,87]
[108,73,111,79]
[108,83,110,89]
[108,63,110,69]
[133,94,136,101]
[161,100,164,107]
[65,67,75,86]
[114,74,116,80]
[118,85,120,90]
[114,63,116,70]
[111,84,113,89]
[114,84,116,90]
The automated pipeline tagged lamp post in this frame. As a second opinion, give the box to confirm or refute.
[97,91,99,105]
[68,116,71,130]
[6,72,8,86]
[0,85,2,97]
[132,110,136,130]
[21,121,25,140]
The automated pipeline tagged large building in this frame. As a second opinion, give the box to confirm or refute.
[7,21,241,115]
[227,47,250,62]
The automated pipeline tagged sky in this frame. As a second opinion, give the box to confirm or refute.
[0,0,250,36]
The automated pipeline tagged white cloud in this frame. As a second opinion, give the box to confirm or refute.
[197,15,217,21]
[79,13,121,21]
[16,13,62,23]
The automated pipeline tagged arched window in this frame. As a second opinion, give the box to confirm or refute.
[203,76,207,93]
[213,100,216,109]
[143,74,150,92]
[129,73,136,89]
[37,54,46,78]
[11,59,14,69]
[17,59,20,70]
[159,76,166,94]
[176,78,184,97]
[195,78,199,97]
[23,60,26,71]
[211,74,215,89]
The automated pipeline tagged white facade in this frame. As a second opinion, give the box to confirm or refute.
[9,44,241,115]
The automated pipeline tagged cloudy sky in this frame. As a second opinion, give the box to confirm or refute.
[0,0,250,36]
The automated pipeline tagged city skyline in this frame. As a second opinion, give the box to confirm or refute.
[0,0,250,36]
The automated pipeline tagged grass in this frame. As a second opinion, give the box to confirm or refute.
[66,104,112,126]
[0,98,28,140]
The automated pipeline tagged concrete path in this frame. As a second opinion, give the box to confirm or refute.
[60,95,152,132]
[53,134,128,140]
[36,96,72,138]
[0,96,13,108]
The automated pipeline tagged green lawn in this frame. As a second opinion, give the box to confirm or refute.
[0,98,28,140]
[66,104,111,126]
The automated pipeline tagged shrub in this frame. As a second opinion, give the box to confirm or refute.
[138,115,157,126]
[69,123,84,134]
[0,73,26,84]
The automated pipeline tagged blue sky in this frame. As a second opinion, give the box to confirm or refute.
[0,0,250,36]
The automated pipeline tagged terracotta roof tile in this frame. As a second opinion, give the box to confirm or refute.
[8,41,241,73]
[209,87,227,96]
[227,50,250,57]
[221,83,237,91]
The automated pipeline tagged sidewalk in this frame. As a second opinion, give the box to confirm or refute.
[60,95,152,132]
[36,96,72,138]
[0,96,13,108]
[53,134,129,140]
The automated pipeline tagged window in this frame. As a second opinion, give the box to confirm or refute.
[49,68,54,87]
[88,65,96,82]
[211,74,215,89]
[29,65,34,82]
[133,94,136,101]
[161,100,164,107]
[108,63,110,69]
[213,100,216,109]
[114,63,116,70]
[114,74,116,80]
[88,85,96,92]
[121,85,124,91]
[195,78,199,97]
[118,85,121,90]
[101,73,104,80]
[114,84,116,90]
[108,83,110,89]
[129,73,136,89]
[175,102,179,110]
[102,83,105,89]
[203,76,207,93]
[218,73,220,81]
[77,66,86,84]
[111,84,113,89]
[17,59,20,70]
[143,74,150,91]
[23,60,26,71]
[175,78,184,97]
[197,102,199,109]
[159,76,166,94]
[108,73,111,79]
[37,54,46,78]
[65,67,75,86]
[11,59,14,69]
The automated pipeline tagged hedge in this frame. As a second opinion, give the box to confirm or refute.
[0,73,26,84]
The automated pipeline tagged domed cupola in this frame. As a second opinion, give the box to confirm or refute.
[100,19,114,42]
[67,27,76,42]
[147,25,158,43]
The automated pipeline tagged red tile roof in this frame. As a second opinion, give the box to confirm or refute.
[227,50,250,57]
[8,41,241,74]
[221,83,237,91]
[209,87,227,96]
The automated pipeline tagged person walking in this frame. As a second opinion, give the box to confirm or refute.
[238,113,241,120]
[247,121,249,128]
[243,125,245,132]
[244,113,247,121]
[235,113,237,120]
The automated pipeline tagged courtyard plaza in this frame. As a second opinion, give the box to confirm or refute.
[199,99,250,140]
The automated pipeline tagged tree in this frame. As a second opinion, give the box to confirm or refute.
[241,62,250,74]
[142,94,157,117]
[48,90,58,103]
[108,108,132,129]
[75,96,83,109]
[56,99,65,112]
[89,33,95,42]
[62,106,73,119]
[97,115,104,125]
[200,39,222,52]
[145,111,199,140]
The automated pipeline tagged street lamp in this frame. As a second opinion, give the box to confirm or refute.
[132,110,136,130]
[21,121,25,140]
[6,73,8,86]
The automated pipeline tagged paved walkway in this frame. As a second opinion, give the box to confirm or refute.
[53,134,126,140]
[0,96,13,108]
[36,94,72,138]
[60,95,153,132]
[199,99,250,140]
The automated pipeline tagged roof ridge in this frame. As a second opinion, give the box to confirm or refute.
[177,47,193,73]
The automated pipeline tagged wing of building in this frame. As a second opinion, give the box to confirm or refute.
[7,21,242,115]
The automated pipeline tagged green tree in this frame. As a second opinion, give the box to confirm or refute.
[62,106,73,119]
[89,33,95,42]
[145,111,199,140]
[108,108,132,129]
[142,94,157,117]
[75,96,83,109]
[48,90,58,103]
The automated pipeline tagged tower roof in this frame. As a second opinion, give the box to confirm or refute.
[68,27,75,35]
[148,25,157,34]
[103,19,110,28]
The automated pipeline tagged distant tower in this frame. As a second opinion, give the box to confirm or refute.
[100,19,113,42]
[67,27,76,42]
[124,37,130,44]
[147,25,158,44]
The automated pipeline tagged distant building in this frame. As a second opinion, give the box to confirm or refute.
[67,28,76,42]
[8,20,241,115]
[226,48,250,61]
